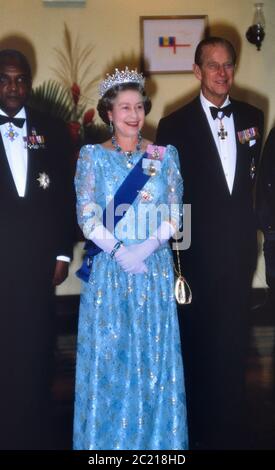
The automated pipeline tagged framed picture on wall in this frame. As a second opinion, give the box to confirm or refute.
[140,16,208,74]
[43,0,86,6]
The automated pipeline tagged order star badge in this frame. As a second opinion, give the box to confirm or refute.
[37,172,50,189]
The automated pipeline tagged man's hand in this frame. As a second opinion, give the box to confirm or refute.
[52,260,69,286]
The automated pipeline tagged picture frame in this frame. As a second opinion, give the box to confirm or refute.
[43,0,85,6]
[140,16,208,74]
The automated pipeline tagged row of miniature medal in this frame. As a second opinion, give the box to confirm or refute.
[5,123,45,149]
[24,130,45,149]
[216,113,256,179]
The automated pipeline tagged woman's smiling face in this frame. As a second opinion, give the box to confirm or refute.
[108,89,145,139]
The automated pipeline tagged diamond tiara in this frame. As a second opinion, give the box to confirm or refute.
[99,67,145,98]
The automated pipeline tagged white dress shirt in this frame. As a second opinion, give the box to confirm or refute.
[200,92,237,194]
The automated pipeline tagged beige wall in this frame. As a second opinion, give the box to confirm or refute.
[1,0,274,292]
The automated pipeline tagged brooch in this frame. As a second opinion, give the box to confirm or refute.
[37,172,50,189]
[24,127,46,149]
[142,158,161,176]
[142,145,165,176]
[146,144,165,160]
[237,127,259,144]
[139,190,153,202]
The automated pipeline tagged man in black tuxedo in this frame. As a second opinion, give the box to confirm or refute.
[156,37,264,449]
[0,49,74,449]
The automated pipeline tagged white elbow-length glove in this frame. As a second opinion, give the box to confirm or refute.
[88,224,147,274]
[115,221,175,273]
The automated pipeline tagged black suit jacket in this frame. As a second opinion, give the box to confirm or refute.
[256,127,275,285]
[257,127,275,233]
[0,106,74,284]
[0,106,75,448]
[156,96,264,288]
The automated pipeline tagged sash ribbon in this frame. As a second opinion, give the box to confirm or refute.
[77,152,151,282]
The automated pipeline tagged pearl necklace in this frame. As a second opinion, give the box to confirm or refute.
[111,134,142,168]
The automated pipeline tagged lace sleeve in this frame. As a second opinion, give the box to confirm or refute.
[74,145,102,239]
[165,145,184,231]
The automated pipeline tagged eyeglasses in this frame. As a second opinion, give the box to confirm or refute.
[204,62,235,73]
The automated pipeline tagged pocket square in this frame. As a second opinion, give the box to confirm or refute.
[237,127,259,144]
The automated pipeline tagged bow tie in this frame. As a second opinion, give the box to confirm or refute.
[0,115,25,128]
[210,104,232,120]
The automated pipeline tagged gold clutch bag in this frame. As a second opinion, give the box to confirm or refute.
[174,241,192,305]
[175,276,192,305]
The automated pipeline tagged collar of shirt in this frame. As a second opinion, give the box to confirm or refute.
[0,108,27,143]
[0,107,26,120]
[0,107,27,197]
[200,91,231,119]
[0,107,27,136]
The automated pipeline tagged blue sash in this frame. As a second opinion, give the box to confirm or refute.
[77,152,150,282]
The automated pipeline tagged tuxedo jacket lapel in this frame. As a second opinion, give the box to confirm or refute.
[231,102,242,194]
[0,131,20,196]
[24,109,36,197]
[230,99,253,196]
[24,107,47,197]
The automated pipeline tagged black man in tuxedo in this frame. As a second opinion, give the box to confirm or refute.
[0,49,75,449]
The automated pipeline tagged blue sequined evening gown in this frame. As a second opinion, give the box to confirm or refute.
[73,144,188,450]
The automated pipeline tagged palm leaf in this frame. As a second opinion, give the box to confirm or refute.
[51,67,69,86]
[64,24,73,65]
[53,48,71,71]
[53,23,97,97]
[78,45,95,66]
[29,80,74,122]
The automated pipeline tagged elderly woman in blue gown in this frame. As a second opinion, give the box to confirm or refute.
[73,68,188,450]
